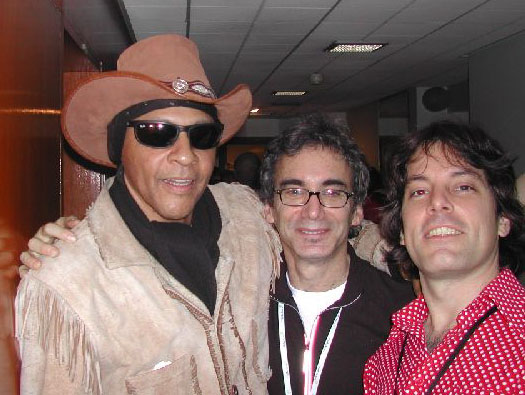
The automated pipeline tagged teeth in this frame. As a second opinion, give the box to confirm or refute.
[427,227,461,237]
[163,179,192,186]
[302,230,322,235]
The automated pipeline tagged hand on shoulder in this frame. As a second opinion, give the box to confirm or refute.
[19,216,80,273]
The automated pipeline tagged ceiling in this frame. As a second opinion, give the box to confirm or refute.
[64,0,525,117]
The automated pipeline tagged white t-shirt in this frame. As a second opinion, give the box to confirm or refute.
[286,273,346,342]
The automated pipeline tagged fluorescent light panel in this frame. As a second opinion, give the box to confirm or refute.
[273,91,307,96]
[250,108,259,113]
[325,42,385,53]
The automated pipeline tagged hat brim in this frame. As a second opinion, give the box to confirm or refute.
[62,71,252,168]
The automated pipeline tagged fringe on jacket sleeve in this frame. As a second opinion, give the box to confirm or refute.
[16,277,102,395]
[242,186,283,291]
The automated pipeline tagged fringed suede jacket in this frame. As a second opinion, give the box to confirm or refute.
[16,180,281,395]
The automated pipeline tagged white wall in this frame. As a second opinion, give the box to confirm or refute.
[470,32,525,174]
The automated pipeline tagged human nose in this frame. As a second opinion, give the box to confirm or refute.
[166,132,197,166]
[427,187,453,214]
[302,191,324,219]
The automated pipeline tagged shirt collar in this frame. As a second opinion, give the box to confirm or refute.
[478,268,525,332]
[392,268,525,337]
[391,294,428,339]
[272,243,364,308]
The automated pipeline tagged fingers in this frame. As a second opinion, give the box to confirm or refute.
[19,251,42,271]
[20,216,80,273]
[27,237,59,258]
[59,216,80,230]
[18,261,30,277]
[39,221,77,244]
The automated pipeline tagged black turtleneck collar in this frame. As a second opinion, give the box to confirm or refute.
[109,168,221,314]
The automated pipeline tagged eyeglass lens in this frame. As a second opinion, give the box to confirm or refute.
[128,121,223,150]
[278,188,350,207]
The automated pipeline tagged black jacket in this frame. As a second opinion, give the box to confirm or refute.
[267,244,414,394]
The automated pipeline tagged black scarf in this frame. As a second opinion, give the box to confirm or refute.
[109,169,221,314]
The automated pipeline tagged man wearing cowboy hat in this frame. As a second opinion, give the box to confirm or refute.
[16,34,281,395]
[21,112,414,395]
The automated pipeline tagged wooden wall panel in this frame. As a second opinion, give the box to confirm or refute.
[0,0,63,393]
[346,103,380,168]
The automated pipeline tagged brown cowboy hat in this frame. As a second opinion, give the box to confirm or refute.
[62,34,252,168]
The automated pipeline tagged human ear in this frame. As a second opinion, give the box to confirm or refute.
[350,205,364,226]
[264,204,276,225]
[498,215,511,238]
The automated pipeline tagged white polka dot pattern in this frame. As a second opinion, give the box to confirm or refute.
[363,269,525,394]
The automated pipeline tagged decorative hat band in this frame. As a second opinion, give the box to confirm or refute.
[160,78,217,99]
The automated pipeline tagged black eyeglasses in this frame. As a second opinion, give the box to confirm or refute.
[274,188,354,208]
[126,120,224,150]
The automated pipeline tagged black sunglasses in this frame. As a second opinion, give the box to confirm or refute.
[126,120,224,150]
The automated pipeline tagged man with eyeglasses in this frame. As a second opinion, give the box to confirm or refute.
[23,113,415,393]
[15,34,280,394]
[260,115,414,394]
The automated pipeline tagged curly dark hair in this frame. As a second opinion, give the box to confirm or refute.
[259,114,369,209]
[382,120,525,279]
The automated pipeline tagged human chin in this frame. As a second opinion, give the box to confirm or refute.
[409,245,461,274]
[291,243,340,263]
[155,186,206,223]
[287,234,337,257]
[151,197,195,223]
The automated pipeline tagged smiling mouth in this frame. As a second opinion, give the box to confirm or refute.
[426,226,462,237]
[299,229,327,236]
[162,178,194,187]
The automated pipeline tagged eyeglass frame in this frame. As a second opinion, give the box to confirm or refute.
[126,120,224,150]
[273,187,355,208]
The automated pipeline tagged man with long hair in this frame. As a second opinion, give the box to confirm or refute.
[364,121,525,393]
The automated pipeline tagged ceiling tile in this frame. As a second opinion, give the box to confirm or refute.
[457,8,525,25]
[257,6,330,23]
[190,21,252,34]
[265,0,338,7]
[480,0,525,10]
[372,22,443,37]
[191,5,260,21]
[251,21,315,35]
[192,0,261,6]
[391,0,485,23]
[68,0,525,112]
[190,33,245,53]
[123,0,187,5]
[244,33,304,46]
[325,2,412,23]
[126,5,187,21]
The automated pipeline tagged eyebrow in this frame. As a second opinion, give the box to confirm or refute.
[278,178,349,188]
[406,168,483,184]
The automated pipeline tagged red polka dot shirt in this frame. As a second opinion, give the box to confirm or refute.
[363,269,525,394]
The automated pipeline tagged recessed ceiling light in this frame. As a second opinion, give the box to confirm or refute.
[273,91,307,96]
[250,108,260,113]
[324,42,386,53]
